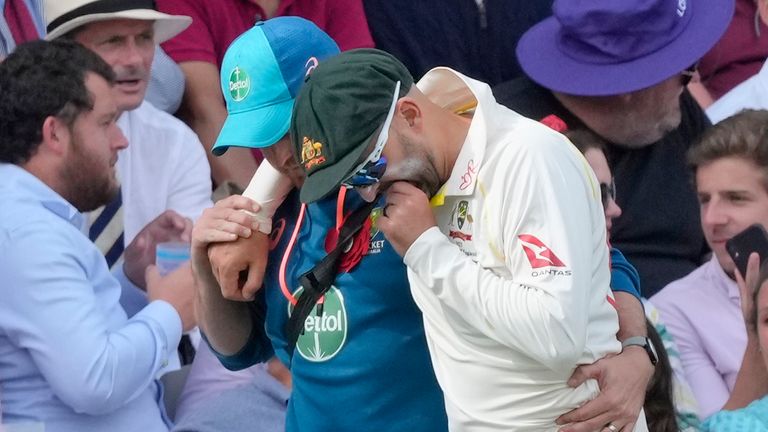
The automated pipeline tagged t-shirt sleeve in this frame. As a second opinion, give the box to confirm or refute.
[156,0,217,64]
[702,397,768,432]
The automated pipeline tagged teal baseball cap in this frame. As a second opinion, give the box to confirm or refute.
[212,17,340,155]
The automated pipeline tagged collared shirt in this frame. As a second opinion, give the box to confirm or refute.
[403,68,633,431]
[0,164,182,431]
[650,257,746,420]
[707,59,768,124]
[114,100,212,244]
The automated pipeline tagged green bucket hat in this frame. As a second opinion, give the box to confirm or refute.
[289,48,414,203]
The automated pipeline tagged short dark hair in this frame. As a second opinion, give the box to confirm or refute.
[0,39,115,165]
[564,127,607,156]
[688,109,768,191]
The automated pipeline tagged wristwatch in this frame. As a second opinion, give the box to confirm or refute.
[622,336,658,366]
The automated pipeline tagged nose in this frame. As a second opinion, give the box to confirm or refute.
[356,184,380,202]
[121,39,144,68]
[112,126,129,150]
[702,200,728,228]
[605,197,622,220]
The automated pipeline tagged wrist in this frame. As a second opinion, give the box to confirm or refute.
[622,336,658,367]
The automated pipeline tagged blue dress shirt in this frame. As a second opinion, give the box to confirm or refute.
[0,164,181,432]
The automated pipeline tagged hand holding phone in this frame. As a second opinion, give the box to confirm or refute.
[726,224,768,278]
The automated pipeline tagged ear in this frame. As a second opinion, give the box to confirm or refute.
[40,116,71,156]
[395,97,423,132]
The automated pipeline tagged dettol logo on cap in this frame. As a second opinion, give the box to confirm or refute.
[288,286,348,362]
[228,66,250,102]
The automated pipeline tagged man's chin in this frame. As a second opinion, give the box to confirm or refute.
[116,90,146,112]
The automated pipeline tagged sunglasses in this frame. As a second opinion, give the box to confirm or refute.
[600,179,617,208]
[341,80,401,190]
[681,63,698,87]
[342,157,388,188]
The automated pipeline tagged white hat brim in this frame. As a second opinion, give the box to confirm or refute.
[46,9,191,43]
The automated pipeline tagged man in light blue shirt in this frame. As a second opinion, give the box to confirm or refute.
[0,40,194,431]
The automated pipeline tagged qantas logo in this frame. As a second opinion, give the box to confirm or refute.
[518,234,566,269]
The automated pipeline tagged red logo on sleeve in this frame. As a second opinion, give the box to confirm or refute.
[518,234,566,268]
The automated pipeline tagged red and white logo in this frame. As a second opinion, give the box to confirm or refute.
[305,57,319,77]
[518,234,566,268]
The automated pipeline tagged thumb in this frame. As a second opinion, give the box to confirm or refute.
[567,364,597,388]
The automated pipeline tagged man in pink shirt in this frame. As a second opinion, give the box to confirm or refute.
[156,0,374,189]
[651,109,768,421]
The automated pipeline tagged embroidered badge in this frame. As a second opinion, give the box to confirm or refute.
[301,137,326,170]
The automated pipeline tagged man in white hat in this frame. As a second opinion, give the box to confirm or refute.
[44,0,211,325]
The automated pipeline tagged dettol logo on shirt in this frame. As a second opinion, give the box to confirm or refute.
[228,66,250,102]
[289,286,348,362]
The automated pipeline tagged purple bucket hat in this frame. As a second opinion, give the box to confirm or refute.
[517,0,735,96]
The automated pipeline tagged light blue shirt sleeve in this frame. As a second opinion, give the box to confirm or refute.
[113,262,150,318]
[0,222,182,415]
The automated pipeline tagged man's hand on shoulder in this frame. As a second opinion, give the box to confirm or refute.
[556,347,653,432]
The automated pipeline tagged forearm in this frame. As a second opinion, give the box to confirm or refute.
[723,334,768,411]
[613,291,647,341]
[195,263,254,355]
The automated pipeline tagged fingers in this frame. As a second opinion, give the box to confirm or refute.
[558,410,614,432]
[193,208,259,247]
[241,264,266,301]
[385,181,425,199]
[746,252,760,292]
[557,394,606,426]
[214,262,249,301]
[567,364,594,388]
[180,217,194,243]
[214,195,261,213]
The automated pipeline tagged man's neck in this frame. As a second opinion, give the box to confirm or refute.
[249,0,281,18]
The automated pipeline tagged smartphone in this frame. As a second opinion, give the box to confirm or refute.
[726,224,768,277]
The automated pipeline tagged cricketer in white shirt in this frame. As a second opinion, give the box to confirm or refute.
[402,67,648,431]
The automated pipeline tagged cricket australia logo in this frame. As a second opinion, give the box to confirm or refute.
[368,207,385,254]
[288,286,348,362]
[449,200,473,242]
[228,66,250,102]
[300,137,326,170]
